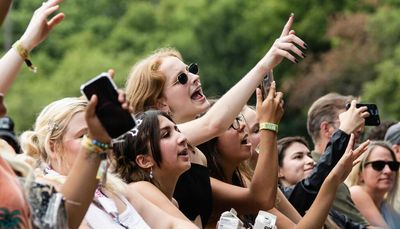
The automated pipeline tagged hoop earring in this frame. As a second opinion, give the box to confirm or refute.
[149,167,153,179]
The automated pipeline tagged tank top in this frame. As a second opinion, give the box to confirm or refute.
[173,163,212,228]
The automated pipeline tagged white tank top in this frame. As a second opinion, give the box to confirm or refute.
[85,194,150,229]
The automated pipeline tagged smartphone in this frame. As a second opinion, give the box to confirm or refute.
[259,70,274,99]
[80,73,136,138]
[345,103,381,126]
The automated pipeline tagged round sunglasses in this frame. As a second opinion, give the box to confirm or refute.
[172,63,199,85]
[364,160,400,172]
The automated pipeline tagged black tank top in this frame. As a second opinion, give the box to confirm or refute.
[173,163,212,228]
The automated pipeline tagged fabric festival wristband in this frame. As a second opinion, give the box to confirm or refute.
[259,122,278,133]
[12,40,37,73]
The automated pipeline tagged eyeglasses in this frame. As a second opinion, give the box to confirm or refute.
[172,63,199,85]
[230,116,242,130]
[364,160,400,172]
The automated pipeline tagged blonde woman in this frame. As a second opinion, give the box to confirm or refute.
[348,141,400,228]
[20,97,197,229]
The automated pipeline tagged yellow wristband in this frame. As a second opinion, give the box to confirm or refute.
[259,122,278,133]
[12,40,37,73]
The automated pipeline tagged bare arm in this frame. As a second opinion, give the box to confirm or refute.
[210,85,284,214]
[0,0,64,94]
[179,14,306,146]
[350,186,389,228]
[62,93,132,229]
[126,183,199,228]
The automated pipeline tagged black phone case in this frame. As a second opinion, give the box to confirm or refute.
[346,103,380,126]
[80,73,136,138]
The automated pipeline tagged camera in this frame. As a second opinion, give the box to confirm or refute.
[253,210,277,229]
[217,208,243,229]
[345,103,380,126]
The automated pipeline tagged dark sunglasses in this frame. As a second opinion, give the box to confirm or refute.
[172,63,199,85]
[364,160,400,172]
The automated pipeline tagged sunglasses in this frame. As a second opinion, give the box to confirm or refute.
[172,63,199,85]
[364,160,400,172]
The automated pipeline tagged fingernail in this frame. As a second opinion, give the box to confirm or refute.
[294,59,299,64]
[290,12,294,17]
[301,52,306,58]
[303,43,308,49]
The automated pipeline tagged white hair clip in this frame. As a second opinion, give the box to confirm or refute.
[112,118,143,144]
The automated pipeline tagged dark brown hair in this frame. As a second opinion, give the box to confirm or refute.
[277,136,310,167]
[112,110,173,184]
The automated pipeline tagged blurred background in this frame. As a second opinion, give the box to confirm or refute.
[1,0,399,141]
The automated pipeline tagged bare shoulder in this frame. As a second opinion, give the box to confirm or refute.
[349,185,368,199]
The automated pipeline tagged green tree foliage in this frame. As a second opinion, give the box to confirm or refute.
[1,0,399,140]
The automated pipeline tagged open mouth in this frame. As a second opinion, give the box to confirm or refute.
[178,149,189,157]
[191,86,205,101]
[240,134,248,145]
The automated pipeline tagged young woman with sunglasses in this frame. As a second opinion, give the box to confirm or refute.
[125,14,306,227]
[348,141,400,228]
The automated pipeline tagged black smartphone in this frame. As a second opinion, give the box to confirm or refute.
[259,70,274,99]
[80,73,136,138]
[345,103,381,126]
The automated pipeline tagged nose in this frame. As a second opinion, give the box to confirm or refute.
[238,121,246,133]
[190,72,200,86]
[305,155,314,166]
[177,131,188,146]
[382,164,393,174]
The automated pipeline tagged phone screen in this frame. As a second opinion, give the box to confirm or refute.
[260,70,274,99]
[80,73,136,138]
[346,103,381,126]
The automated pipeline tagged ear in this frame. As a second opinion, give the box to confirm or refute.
[155,98,170,113]
[48,140,58,161]
[393,145,400,160]
[278,168,285,179]
[319,121,332,139]
[136,154,155,169]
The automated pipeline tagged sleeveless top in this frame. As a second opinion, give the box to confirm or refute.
[85,191,150,229]
[173,163,212,228]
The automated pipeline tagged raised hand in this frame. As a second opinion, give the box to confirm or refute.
[259,13,307,71]
[329,134,370,183]
[19,0,65,51]
[338,100,370,134]
[256,81,284,124]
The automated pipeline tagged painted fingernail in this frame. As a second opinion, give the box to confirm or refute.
[301,52,306,58]
[290,12,294,17]
[294,59,299,63]
[303,43,308,49]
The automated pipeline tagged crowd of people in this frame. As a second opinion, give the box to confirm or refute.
[1,0,399,228]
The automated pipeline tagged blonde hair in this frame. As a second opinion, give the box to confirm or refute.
[347,141,399,206]
[125,48,182,113]
[20,97,127,193]
[20,97,87,170]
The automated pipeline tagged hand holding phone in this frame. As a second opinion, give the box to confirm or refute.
[345,103,380,126]
[80,73,136,138]
[260,70,274,100]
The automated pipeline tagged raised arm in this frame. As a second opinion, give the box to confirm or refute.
[0,0,64,94]
[61,93,131,229]
[286,100,369,215]
[211,84,284,214]
[179,14,306,146]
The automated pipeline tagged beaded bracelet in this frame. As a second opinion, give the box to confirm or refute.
[81,135,109,154]
[12,40,37,73]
